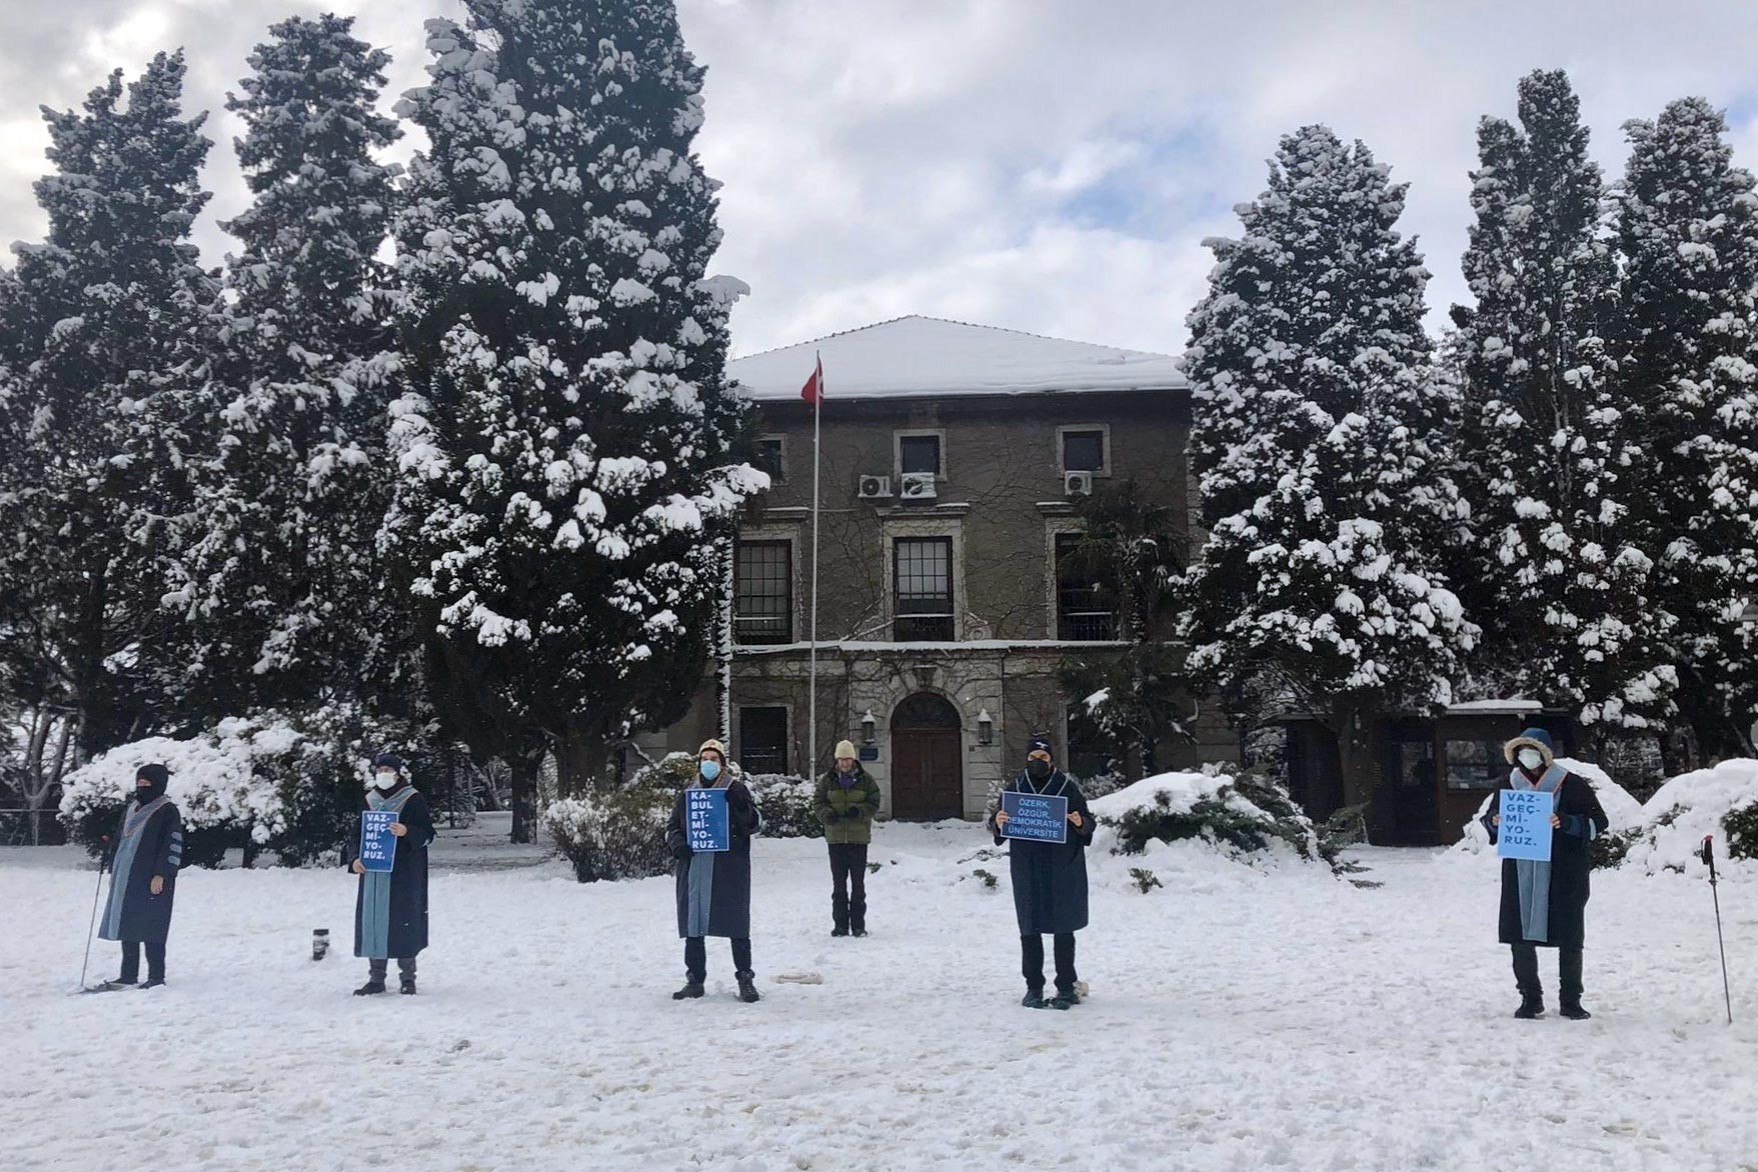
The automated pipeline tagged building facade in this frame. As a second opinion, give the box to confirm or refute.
[636,316,1235,816]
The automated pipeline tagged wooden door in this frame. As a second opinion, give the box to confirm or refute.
[890,694,964,820]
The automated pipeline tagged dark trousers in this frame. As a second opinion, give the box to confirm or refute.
[119,940,165,983]
[369,957,418,982]
[828,843,869,931]
[686,936,753,981]
[1021,933,1077,994]
[1512,943,1583,1004]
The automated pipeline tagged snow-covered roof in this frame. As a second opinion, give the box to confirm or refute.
[729,315,1187,402]
[1445,699,1543,715]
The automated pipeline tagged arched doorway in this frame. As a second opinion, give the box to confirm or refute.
[890,693,964,820]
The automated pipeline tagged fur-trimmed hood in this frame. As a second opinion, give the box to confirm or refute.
[1503,727,1557,769]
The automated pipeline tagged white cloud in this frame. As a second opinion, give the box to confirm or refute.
[2,0,1756,360]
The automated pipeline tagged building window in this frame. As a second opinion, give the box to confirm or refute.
[1444,740,1503,790]
[739,707,788,775]
[754,437,786,484]
[894,537,954,641]
[734,541,791,645]
[1060,428,1106,473]
[898,434,942,477]
[1066,703,1113,783]
[1055,532,1117,640]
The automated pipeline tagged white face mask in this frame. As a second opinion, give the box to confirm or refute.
[1516,748,1545,771]
[374,770,399,790]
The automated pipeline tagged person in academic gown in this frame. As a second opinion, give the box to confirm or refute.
[1481,727,1610,1020]
[665,739,762,1003]
[987,735,1095,1010]
[344,752,435,995]
[98,764,184,989]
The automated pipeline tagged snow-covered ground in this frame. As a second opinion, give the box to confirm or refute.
[2,824,1754,1172]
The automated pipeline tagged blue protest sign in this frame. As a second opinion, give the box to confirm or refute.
[686,787,730,853]
[1497,789,1555,862]
[359,810,398,873]
[1001,790,1069,844]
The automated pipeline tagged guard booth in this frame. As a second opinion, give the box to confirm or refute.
[1284,701,1575,846]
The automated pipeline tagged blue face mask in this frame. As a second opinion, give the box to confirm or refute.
[700,759,722,782]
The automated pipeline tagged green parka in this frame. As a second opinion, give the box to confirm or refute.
[815,765,882,845]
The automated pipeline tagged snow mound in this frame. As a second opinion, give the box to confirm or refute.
[1088,768,1332,875]
[1619,758,1758,875]
[1451,757,1641,856]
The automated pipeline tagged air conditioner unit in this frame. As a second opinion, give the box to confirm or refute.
[899,472,938,500]
[1064,471,1094,497]
[858,474,893,500]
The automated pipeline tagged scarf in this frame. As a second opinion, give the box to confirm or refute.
[359,785,417,959]
[1510,764,1567,942]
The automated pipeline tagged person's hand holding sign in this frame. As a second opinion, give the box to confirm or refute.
[1549,813,1562,829]
[149,875,165,895]
[351,859,366,875]
[388,821,407,838]
[994,808,1011,830]
[1067,811,1083,829]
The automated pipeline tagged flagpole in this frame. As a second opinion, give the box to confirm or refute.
[808,352,823,781]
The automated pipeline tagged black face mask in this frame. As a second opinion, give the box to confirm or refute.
[1025,759,1052,781]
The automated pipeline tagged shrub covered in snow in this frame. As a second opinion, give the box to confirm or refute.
[61,718,293,866]
[1089,767,1335,871]
[544,786,676,883]
[631,752,702,790]
[60,707,415,866]
[745,774,823,839]
[1617,759,1758,873]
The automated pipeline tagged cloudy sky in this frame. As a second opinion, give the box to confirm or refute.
[3,0,1757,359]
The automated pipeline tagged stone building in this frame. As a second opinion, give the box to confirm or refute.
[635,315,1235,816]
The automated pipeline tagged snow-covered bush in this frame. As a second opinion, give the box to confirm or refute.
[544,786,675,883]
[1089,767,1334,871]
[632,752,702,790]
[1617,759,1758,874]
[745,774,822,839]
[59,707,416,866]
[61,718,292,866]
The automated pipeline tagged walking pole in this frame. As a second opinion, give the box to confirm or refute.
[1700,836,1734,1025]
[77,838,110,992]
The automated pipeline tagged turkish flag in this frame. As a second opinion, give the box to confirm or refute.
[800,354,824,406]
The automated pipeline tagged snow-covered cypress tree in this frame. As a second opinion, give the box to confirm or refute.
[163,15,404,718]
[1182,125,1473,806]
[384,1,765,826]
[1614,97,1758,757]
[1452,70,1678,754]
[0,52,219,755]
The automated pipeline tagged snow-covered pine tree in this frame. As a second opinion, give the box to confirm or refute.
[384,1,765,834]
[1181,125,1473,807]
[0,52,219,755]
[1614,97,1758,758]
[163,14,405,720]
[1451,70,1678,763]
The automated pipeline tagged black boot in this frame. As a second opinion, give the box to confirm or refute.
[1514,994,1544,1020]
[1049,986,1080,1010]
[139,978,166,990]
[1021,987,1047,1009]
[1559,1002,1592,1020]
[736,974,761,1003]
[851,926,868,938]
[400,978,417,995]
[831,925,849,938]
[672,979,705,1000]
[354,979,387,996]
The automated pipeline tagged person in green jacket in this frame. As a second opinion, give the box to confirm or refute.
[815,739,881,937]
